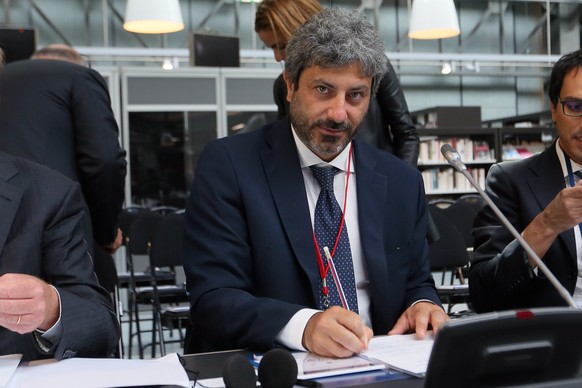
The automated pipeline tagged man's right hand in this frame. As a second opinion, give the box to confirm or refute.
[302,306,373,358]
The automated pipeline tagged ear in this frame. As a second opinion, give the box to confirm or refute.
[283,71,295,103]
[550,100,558,123]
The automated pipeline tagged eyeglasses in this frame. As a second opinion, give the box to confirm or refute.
[558,97,582,117]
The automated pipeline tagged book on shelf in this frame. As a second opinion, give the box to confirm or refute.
[418,137,494,165]
[422,167,485,193]
[502,142,546,160]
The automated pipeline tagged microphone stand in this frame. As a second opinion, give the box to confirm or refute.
[440,144,577,308]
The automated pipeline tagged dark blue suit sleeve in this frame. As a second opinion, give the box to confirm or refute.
[183,140,305,352]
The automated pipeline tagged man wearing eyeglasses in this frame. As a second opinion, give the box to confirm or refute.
[470,49,582,312]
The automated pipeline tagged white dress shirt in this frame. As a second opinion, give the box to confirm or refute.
[555,140,582,307]
[275,128,371,350]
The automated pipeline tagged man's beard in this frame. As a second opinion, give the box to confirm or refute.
[289,96,361,158]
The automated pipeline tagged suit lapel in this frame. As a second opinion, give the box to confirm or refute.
[527,146,577,262]
[261,122,321,289]
[0,157,23,258]
[352,142,388,295]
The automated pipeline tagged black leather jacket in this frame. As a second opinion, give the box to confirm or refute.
[273,60,420,166]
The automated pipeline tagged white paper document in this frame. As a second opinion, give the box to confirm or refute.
[0,354,22,387]
[5,353,190,388]
[361,333,435,377]
[293,351,385,379]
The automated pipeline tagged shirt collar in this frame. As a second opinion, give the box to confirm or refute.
[556,139,582,177]
[291,125,355,173]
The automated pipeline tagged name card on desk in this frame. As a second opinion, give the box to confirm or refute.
[6,353,189,388]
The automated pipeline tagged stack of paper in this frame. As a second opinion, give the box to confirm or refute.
[362,333,435,377]
[3,353,189,388]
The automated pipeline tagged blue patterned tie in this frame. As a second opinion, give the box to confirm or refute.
[310,166,358,313]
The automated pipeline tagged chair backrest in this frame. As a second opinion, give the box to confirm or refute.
[427,203,469,272]
[458,194,487,214]
[149,212,184,269]
[439,200,479,249]
[119,207,148,246]
[128,211,164,255]
[151,206,180,215]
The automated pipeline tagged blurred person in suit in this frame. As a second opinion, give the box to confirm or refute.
[184,8,446,358]
[0,44,126,257]
[0,49,119,361]
[254,0,420,166]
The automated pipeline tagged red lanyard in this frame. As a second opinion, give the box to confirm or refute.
[311,145,353,302]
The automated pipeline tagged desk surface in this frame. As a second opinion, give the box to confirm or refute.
[180,350,582,388]
[181,350,425,388]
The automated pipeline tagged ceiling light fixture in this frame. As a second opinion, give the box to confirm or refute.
[123,0,184,34]
[409,0,460,40]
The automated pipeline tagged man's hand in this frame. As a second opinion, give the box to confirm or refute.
[302,306,373,358]
[523,183,582,266]
[0,273,60,334]
[537,184,582,236]
[101,228,123,254]
[388,302,448,338]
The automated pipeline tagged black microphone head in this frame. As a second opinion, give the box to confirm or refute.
[222,354,257,388]
[258,348,298,388]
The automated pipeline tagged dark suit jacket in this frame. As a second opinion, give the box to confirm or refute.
[0,152,119,361]
[0,59,126,247]
[470,142,577,312]
[273,60,420,166]
[184,119,440,353]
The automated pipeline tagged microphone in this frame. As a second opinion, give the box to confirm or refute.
[222,349,299,388]
[258,348,298,388]
[440,144,577,308]
[222,354,257,388]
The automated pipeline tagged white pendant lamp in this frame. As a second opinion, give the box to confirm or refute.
[408,0,460,40]
[123,0,185,34]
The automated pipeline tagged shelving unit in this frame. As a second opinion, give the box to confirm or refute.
[415,108,556,197]
[484,111,556,162]
[418,128,495,196]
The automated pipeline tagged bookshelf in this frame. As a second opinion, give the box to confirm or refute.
[418,127,496,196]
[484,111,556,162]
[415,109,556,197]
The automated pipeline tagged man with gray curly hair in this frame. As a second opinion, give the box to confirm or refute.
[284,7,388,96]
[184,7,447,358]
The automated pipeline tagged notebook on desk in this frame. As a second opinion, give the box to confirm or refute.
[291,352,385,379]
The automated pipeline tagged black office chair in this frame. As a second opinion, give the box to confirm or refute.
[139,211,189,357]
[117,207,147,290]
[427,203,472,314]
[457,193,487,214]
[429,196,482,279]
[125,210,164,358]
[437,199,479,249]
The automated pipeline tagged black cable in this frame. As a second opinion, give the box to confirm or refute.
[177,354,200,386]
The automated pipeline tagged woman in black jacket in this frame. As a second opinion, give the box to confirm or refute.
[255,0,420,166]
